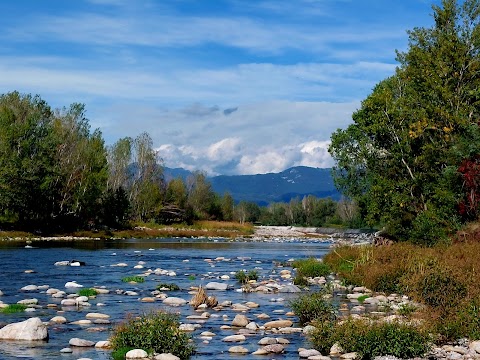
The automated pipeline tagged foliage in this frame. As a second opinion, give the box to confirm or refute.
[289,291,336,325]
[110,311,195,359]
[323,242,480,341]
[78,288,98,297]
[122,276,145,283]
[234,270,259,284]
[111,347,134,360]
[309,318,431,359]
[292,257,331,278]
[329,0,480,243]
[156,283,180,291]
[0,304,27,313]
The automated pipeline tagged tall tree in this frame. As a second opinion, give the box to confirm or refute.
[329,0,480,243]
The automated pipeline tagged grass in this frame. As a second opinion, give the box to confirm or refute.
[309,318,432,359]
[0,304,27,313]
[292,257,331,286]
[110,311,195,359]
[156,282,180,291]
[357,294,370,303]
[323,241,480,341]
[122,276,145,283]
[77,288,98,297]
[289,291,336,325]
[234,270,259,284]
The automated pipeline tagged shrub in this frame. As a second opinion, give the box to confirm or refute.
[234,270,258,284]
[293,257,331,278]
[0,304,27,313]
[292,273,309,287]
[110,311,195,359]
[309,318,431,359]
[122,276,145,283]
[156,283,180,291]
[357,295,370,304]
[289,292,336,325]
[78,288,98,297]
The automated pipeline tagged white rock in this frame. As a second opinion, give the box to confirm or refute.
[126,349,149,358]
[154,354,181,360]
[20,285,38,291]
[69,337,95,347]
[0,317,48,341]
[95,340,111,348]
[163,297,187,306]
[205,282,228,290]
[223,334,246,342]
[64,281,83,288]
[299,349,321,358]
[232,314,249,327]
[17,298,38,305]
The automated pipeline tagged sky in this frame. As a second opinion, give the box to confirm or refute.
[0,0,440,175]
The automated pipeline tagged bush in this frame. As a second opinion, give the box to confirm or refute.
[309,318,431,359]
[293,257,331,278]
[0,304,26,313]
[78,288,98,297]
[289,292,336,325]
[156,283,180,291]
[122,276,145,283]
[110,311,195,359]
[234,270,258,284]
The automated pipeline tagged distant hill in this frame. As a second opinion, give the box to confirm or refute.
[164,166,339,205]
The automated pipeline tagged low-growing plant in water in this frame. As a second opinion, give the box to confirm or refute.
[121,276,145,283]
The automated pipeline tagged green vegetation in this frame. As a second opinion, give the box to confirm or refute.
[309,319,431,359]
[293,257,330,278]
[77,288,98,297]
[324,242,480,341]
[0,304,27,313]
[289,291,336,325]
[110,311,194,359]
[156,283,180,291]
[357,294,370,304]
[234,269,259,284]
[329,0,480,244]
[122,276,145,283]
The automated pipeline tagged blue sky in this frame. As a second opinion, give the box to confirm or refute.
[0,0,439,175]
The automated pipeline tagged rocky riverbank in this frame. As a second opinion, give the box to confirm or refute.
[0,244,476,360]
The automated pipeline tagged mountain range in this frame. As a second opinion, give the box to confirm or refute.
[164,166,339,206]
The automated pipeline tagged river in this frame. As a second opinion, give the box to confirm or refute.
[0,237,332,359]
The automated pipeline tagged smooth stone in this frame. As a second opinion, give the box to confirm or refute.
[179,324,196,331]
[245,301,259,308]
[20,285,38,291]
[340,352,358,359]
[232,303,250,311]
[223,334,246,342]
[17,298,38,305]
[258,337,277,345]
[470,341,480,353]
[50,316,67,323]
[0,317,48,341]
[308,356,332,360]
[246,321,258,330]
[93,288,110,294]
[205,282,228,290]
[229,346,249,354]
[85,313,110,319]
[69,337,95,347]
[154,354,181,360]
[276,338,290,344]
[55,261,70,266]
[64,281,83,288]
[330,343,344,355]
[163,297,187,306]
[252,348,269,355]
[126,349,149,359]
[264,320,293,329]
[232,314,249,327]
[257,313,270,319]
[264,344,284,353]
[61,299,77,306]
[60,347,73,353]
[278,284,301,293]
[299,349,321,358]
[95,340,111,348]
[141,297,156,302]
[76,296,89,303]
[71,320,92,325]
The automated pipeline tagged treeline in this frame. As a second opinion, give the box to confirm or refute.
[0,91,358,232]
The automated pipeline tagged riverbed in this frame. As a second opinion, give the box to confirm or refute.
[0,237,332,359]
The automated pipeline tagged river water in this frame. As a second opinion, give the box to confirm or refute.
[0,238,332,359]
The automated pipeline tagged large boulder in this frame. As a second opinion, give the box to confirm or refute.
[0,317,48,341]
[205,282,228,291]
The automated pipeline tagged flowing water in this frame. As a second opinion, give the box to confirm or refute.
[0,238,332,359]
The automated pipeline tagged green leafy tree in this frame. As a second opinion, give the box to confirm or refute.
[329,0,480,243]
[220,192,234,221]
[186,171,216,219]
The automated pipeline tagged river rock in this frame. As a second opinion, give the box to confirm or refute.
[17,298,38,305]
[252,348,269,355]
[264,320,293,329]
[278,284,301,293]
[126,349,148,358]
[0,317,48,341]
[223,334,246,342]
[61,299,77,306]
[258,337,277,345]
[85,312,110,319]
[232,303,250,311]
[232,314,249,327]
[246,321,258,330]
[264,344,285,353]
[0,290,3,296]
[95,340,111,348]
[50,316,67,323]
[69,337,95,347]
[299,349,321,358]
[470,341,480,353]
[60,347,73,353]
[154,354,181,360]
[340,352,358,359]
[228,346,249,353]
[54,261,70,266]
[65,281,83,288]
[205,282,228,291]
[20,285,38,291]
[163,297,187,306]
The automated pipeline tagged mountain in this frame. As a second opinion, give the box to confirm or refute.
[164,166,339,206]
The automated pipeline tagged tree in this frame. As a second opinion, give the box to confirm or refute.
[329,0,480,243]
[186,171,216,219]
[220,192,234,221]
